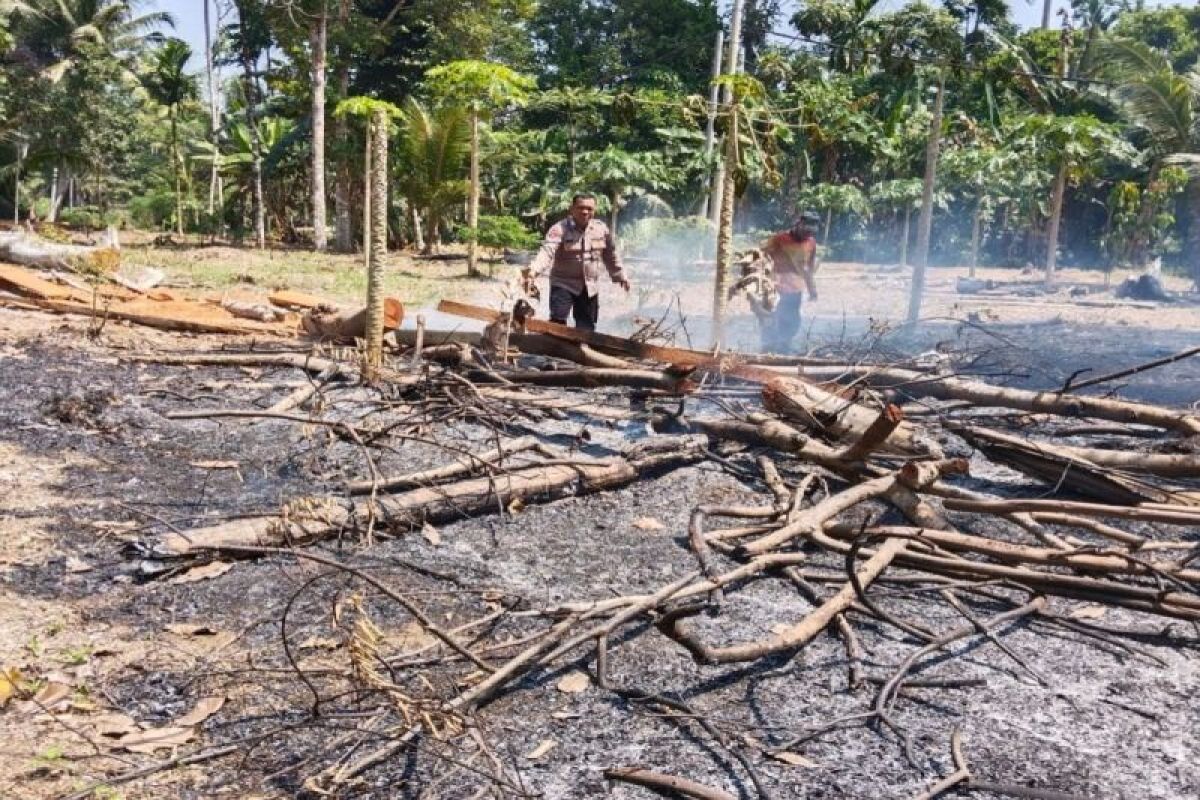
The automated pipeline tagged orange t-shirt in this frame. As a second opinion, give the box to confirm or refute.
[765,232,816,293]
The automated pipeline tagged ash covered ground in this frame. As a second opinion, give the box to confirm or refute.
[1,306,1199,800]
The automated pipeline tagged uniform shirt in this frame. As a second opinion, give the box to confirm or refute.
[764,230,817,294]
[528,217,626,297]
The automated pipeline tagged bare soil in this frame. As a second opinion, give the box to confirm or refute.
[2,250,1199,799]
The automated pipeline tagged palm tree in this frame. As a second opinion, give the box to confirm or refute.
[425,60,535,276]
[1096,37,1199,277]
[12,0,172,82]
[141,38,197,236]
[393,99,470,255]
[363,106,387,377]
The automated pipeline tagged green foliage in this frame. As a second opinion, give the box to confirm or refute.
[456,215,539,253]
[395,99,471,250]
[425,60,535,114]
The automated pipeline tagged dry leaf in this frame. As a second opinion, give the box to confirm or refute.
[769,751,819,768]
[631,517,666,531]
[189,460,240,470]
[556,671,589,694]
[392,622,436,652]
[168,561,233,585]
[525,738,557,760]
[31,681,71,711]
[64,556,93,573]
[550,710,581,720]
[1069,605,1107,621]
[421,523,441,546]
[0,668,26,707]
[176,696,225,727]
[117,726,195,753]
[93,713,138,738]
[507,497,526,515]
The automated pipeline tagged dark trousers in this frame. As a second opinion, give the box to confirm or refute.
[549,285,599,331]
[763,292,802,352]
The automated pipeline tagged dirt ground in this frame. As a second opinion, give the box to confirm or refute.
[2,248,1200,799]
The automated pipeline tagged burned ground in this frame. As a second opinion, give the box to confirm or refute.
[2,306,1200,800]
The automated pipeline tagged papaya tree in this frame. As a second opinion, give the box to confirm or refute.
[425,60,535,277]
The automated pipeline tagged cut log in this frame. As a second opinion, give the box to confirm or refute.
[739,460,968,556]
[438,299,843,367]
[819,366,1200,436]
[302,297,403,342]
[761,374,942,457]
[955,425,1194,506]
[221,298,287,323]
[473,367,693,394]
[0,230,118,271]
[1046,443,1200,479]
[268,289,329,310]
[141,435,708,560]
[345,436,540,494]
[508,333,635,369]
[822,523,1200,583]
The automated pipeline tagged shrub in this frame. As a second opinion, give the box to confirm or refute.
[456,215,539,256]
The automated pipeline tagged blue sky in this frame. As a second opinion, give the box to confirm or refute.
[158,0,1179,78]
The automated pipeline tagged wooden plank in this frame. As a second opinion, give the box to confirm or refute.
[438,299,724,366]
[269,289,330,310]
[14,295,291,336]
[0,264,82,301]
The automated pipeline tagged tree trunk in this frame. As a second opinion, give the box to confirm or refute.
[310,4,328,251]
[609,189,620,234]
[467,108,481,277]
[332,0,353,252]
[204,0,220,220]
[363,108,388,377]
[47,166,69,223]
[899,206,910,267]
[362,125,370,263]
[411,204,425,252]
[1045,162,1067,286]
[171,112,184,236]
[969,199,982,277]
[813,365,1200,436]
[1041,0,1052,29]
[906,73,944,324]
[239,43,266,248]
[711,98,738,349]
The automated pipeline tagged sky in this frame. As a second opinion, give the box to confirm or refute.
[159,0,1182,79]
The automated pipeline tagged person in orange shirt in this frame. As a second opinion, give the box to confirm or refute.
[760,211,820,352]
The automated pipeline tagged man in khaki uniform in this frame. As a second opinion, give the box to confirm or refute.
[522,193,630,330]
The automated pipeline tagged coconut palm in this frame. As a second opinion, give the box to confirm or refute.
[393,99,470,255]
[11,0,172,82]
[141,37,197,235]
[425,60,535,276]
[1096,37,1200,278]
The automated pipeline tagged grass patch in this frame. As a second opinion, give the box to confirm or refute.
[120,244,504,307]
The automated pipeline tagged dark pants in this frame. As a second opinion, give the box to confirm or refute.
[763,292,802,352]
[549,285,600,331]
